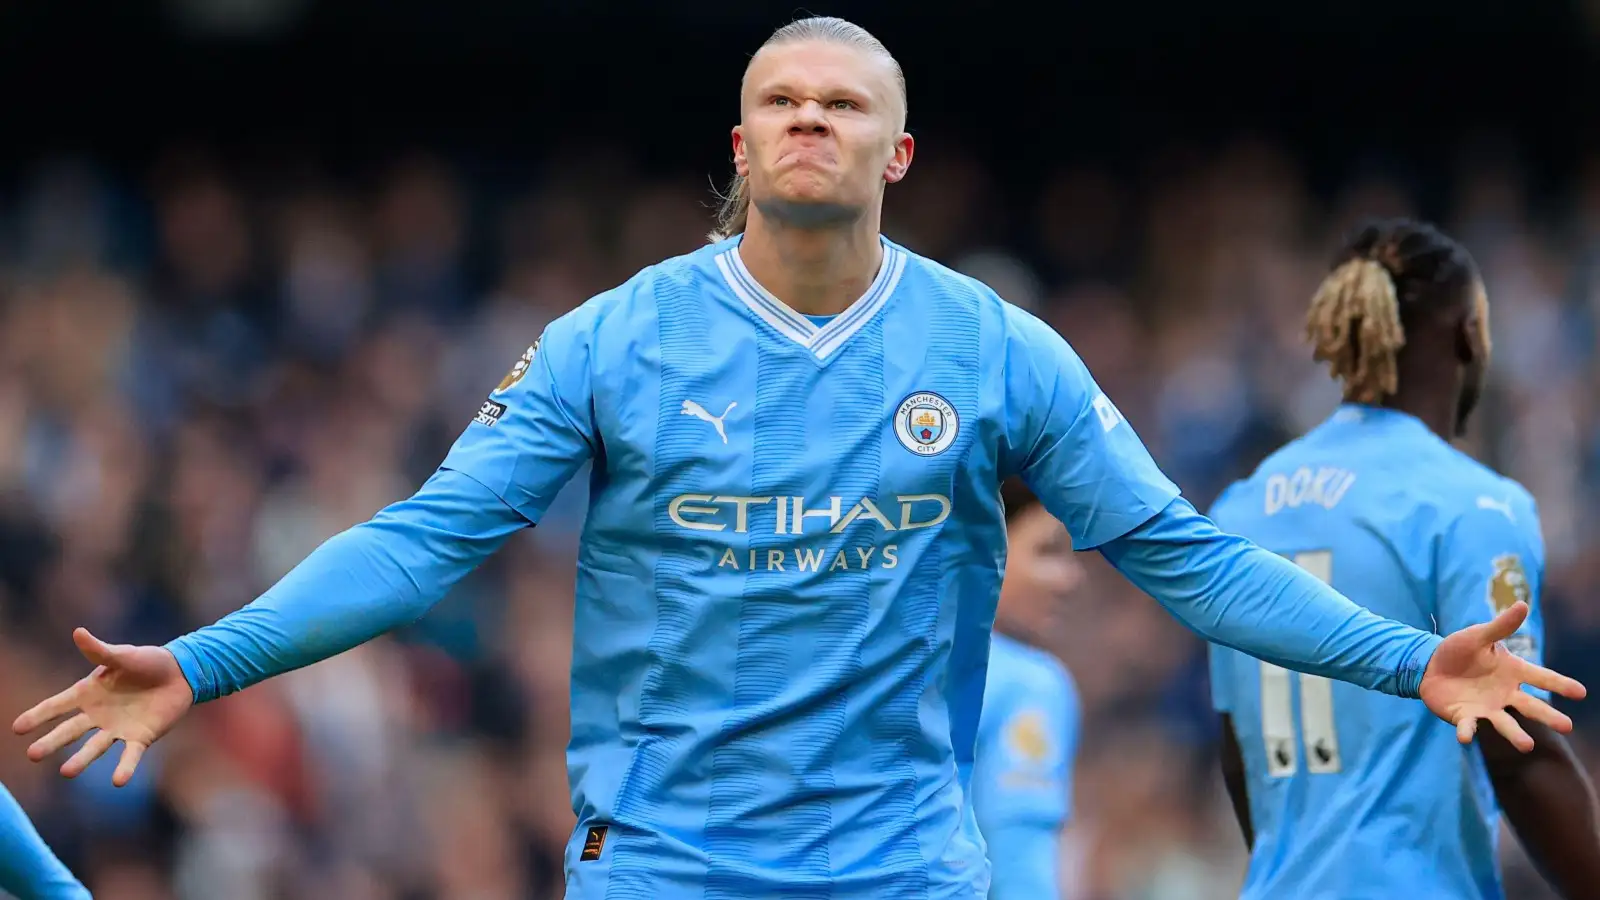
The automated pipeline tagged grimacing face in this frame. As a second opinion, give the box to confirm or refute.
[732,40,912,227]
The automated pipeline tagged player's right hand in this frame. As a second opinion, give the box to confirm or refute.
[11,628,194,787]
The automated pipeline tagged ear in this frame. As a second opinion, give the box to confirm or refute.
[883,132,914,184]
[1457,284,1491,365]
[732,126,750,178]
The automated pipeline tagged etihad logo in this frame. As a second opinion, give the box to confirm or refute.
[668,493,951,534]
[669,492,952,573]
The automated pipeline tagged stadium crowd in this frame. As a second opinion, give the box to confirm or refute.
[1,136,1599,899]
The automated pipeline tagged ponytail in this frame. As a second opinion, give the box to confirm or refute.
[1305,258,1406,403]
[707,173,751,243]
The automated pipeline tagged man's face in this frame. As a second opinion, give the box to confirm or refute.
[732,40,912,228]
[997,505,1084,638]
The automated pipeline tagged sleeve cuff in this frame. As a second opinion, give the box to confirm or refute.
[163,639,213,705]
[1395,632,1444,699]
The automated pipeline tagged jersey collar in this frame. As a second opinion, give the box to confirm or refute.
[1329,404,1441,442]
[714,235,906,363]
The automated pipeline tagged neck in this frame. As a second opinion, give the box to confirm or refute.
[1380,380,1458,440]
[736,207,884,317]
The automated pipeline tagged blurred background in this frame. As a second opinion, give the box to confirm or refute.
[2,1,1600,897]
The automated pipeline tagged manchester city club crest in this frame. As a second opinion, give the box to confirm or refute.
[894,391,959,456]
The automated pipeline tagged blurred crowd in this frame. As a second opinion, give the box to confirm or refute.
[1,135,1599,900]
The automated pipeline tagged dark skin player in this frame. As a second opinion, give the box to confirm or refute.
[1218,219,1600,897]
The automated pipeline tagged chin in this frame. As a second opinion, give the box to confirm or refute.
[754,178,864,228]
[777,193,849,212]
[771,176,841,205]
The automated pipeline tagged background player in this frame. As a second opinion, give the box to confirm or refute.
[972,478,1083,900]
[10,19,1586,900]
[1208,219,1600,899]
[0,782,89,900]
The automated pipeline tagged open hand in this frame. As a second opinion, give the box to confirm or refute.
[12,628,194,786]
[1420,601,1586,751]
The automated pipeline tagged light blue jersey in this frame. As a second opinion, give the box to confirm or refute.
[171,237,1452,900]
[972,633,1079,900]
[0,783,89,900]
[439,235,1175,898]
[1208,405,1546,900]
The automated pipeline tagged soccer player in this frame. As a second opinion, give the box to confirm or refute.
[12,19,1585,900]
[1207,219,1600,899]
[0,782,89,899]
[972,479,1081,899]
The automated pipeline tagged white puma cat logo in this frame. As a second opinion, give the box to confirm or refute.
[1476,495,1516,523]
[681,399,737,444]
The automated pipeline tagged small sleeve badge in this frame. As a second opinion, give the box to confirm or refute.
[496,338,541,394]
[1487,553,1530,615]
[1005,710,1051,765]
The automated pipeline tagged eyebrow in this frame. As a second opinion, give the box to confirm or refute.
[757,81,874,103]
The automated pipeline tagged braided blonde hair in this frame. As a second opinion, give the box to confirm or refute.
[1305,258,1406,403]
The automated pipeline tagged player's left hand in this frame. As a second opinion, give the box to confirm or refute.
[1420,600,1586,751]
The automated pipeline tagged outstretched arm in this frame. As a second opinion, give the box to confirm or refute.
[1098,497,1438,697]
[13,468,537,786]
[168,311,601,700]
[15,315,599,786]
[1005,306,1432,696]
[169,467,526,701]
[1002,306,1582,742]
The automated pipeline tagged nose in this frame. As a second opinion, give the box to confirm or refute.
[788,100,830,135]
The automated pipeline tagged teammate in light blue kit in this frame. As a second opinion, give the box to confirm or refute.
[15,22,1584,900]
[1209,219,1600,900]
[972,480,1082,900]
[0,783,89,900]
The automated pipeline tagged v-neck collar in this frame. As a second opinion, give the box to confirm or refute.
[713,236,907,363]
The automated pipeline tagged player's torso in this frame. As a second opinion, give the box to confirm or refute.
[1210,409,1504,900]
[563,243,1005,899]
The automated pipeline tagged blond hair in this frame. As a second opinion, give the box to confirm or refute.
[708,17,907,242]
[1305,258,1406,404]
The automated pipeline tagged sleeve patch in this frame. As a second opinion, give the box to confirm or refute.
[495,338,541,394]
[1487,553,1530,615]
[1006,709,1051,763]
[474,399,507,427]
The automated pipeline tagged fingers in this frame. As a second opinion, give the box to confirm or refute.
[11,680,86,736]
[60,730,115,779]
[13,628,125,736]
[26,713,94,762]
[1509,690,1574,734]
[73,628,120,668]
[112,742,146,788]
[1479,601,1530,643]
[1514,659,1587,701]
[1487,708,1534,753]
[1456,716,1477,745]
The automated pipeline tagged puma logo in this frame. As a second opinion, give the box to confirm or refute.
[681,399,737,444]
[1476,495,1515,523]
